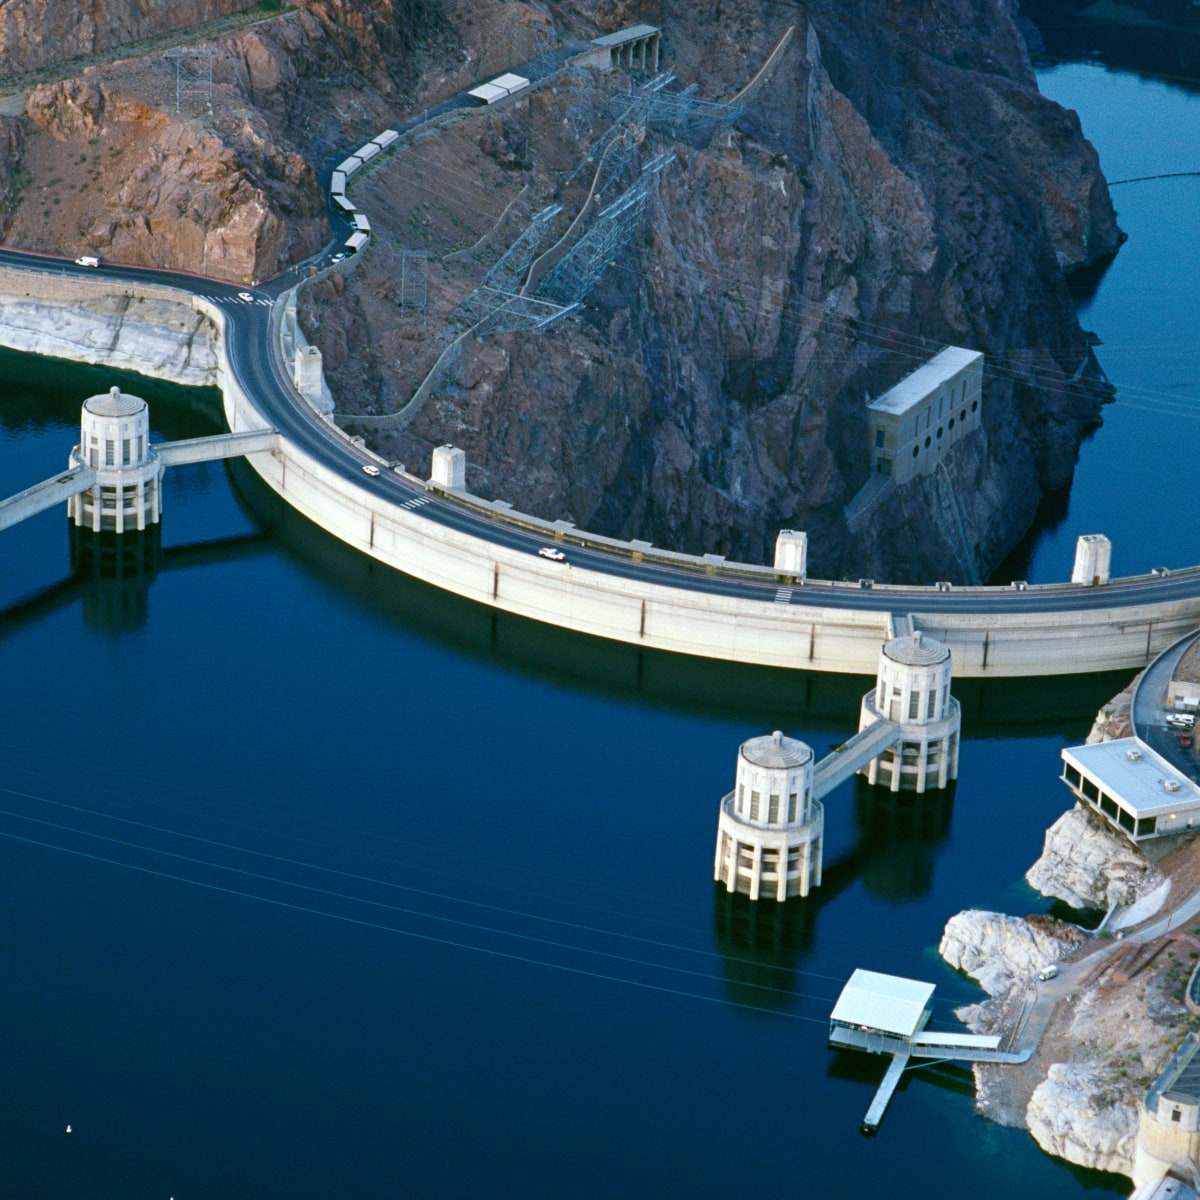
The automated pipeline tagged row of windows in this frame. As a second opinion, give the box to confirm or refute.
[880,684,941,722]
[724,837,814,875]
[736,784,804,824]
[87,434,146,468]
[1063,765,1156,837]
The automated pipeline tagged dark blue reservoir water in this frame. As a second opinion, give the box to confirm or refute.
[0,59,1194,1200]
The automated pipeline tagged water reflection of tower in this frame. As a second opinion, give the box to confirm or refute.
[853,778,955,902]
[69,525,162,634]
[712,887,818,1011]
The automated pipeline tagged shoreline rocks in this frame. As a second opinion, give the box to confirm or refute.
[940,910,1087,995]
[1026,805,1159,913]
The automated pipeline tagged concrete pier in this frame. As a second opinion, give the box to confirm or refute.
[861,1053,909,1134]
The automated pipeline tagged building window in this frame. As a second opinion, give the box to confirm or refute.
[1137,817,1156,837]
[1100,794,1118,819]
[1081,778,1099,802]
[912,446,919,458]
[750,791,761,821]
[875,427,885,449]
[1118,808,1135,833]
[105,440,115,466]
[137,434,144,460]
[909,691,920,720]
[928,687,938,718]
[1172,1108,1183,1124]
[1064,765,1081,789]
[122,437,131,465]
[768,794,780,823]
[788,792,799,822]
[877,458,891,476]
[971,399,978,412]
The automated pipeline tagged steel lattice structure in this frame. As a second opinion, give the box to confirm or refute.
[538,152,673,306]
[163,46,215,115]
[454,204,562,324]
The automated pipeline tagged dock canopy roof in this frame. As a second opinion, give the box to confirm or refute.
[830,969,935,1038]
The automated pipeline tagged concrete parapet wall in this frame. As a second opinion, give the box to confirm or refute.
[4,265,1200,679]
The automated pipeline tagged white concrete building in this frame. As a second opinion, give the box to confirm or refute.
[858,632,961,792]
[866,347,983,484]
[773,529,808,579]
[1061,738,1200,842]
[1134,1033,1200,1189]
[828,969,934,1052]
[714,730,823,901]
[68,386,161,533]
[1071,533,1113,585]
[430,445,466,490]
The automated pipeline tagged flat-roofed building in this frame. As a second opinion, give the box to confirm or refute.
[1060,738,1200,842]
[828,969,934,1053]
[866,347,983,485]
[586,24,661,72]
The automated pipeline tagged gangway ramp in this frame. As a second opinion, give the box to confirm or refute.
[156,428,278,466]
[0,465,96,532]
[813,720,900,798]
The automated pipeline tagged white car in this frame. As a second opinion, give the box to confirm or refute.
[361,464,381,477]
[74,256,100,268]
[237,291,255,302]
[538,546,566,562]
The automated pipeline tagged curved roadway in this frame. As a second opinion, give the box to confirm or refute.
[4,57,1200,627]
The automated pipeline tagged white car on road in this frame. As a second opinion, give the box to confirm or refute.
[538,546,566,562]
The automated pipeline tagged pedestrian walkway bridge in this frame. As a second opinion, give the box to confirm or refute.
[812,721,902,799]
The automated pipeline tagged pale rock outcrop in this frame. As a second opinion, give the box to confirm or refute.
[939,910,1086,995]
[0,294,218,388]
[1026,805,1158,911]
[1027,1063,1139,1176]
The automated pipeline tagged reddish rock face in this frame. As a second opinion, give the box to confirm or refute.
[299,1,1123,582]
[0,0,1127,582]
[0,0,263,76]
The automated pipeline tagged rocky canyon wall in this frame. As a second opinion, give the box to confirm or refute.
[0,0,265,77]
[302,0,1122,582]
[0,0,1123,583]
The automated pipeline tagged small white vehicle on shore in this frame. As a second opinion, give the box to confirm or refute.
[1037,964,1058,982]
[1167,713,1196,730]
[361,464,381,477]
[74,256,100,268]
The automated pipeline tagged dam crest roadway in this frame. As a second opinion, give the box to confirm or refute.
[0,29,1197,680]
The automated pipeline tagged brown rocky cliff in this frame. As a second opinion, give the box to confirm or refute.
[307,0,1120,581]
[0,0,456,280]
[0,0,263,76]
